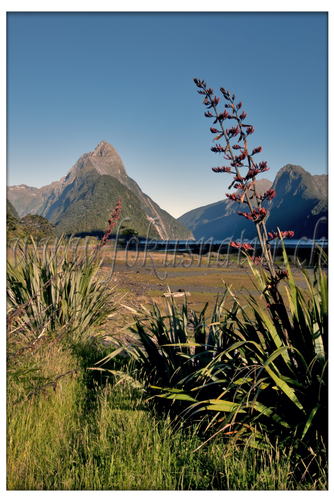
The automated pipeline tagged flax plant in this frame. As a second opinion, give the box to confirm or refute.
[7,236,117,345]
[148,82,328,450]
[89,82,328,487]
[95,291,226,388]
[7,198,122,345]
[7,199,124,395]
[193,78,296,304]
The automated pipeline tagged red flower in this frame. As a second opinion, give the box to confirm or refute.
[238,208,267,223]
[250,256,262,265]
[257,189,276,202]
[211,145,225,153]
[268,230,294,240]
[194,78,206,88]
[281,231,294,238]
[226,192,241,201]
[230,241,253,251]
[245,167,260,180]
[226,125,240,138]
[238,211,253,220]
[251,146,262,155]
[99,197,123,248]
[246,126,255,135]
[264,189,276,200]
[212,166,231,173]
[235,151,247,163]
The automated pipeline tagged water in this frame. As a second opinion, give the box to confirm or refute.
[136,238,328,251]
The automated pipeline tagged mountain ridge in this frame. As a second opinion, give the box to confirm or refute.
[8,141,193,240]
[178,165,327,240]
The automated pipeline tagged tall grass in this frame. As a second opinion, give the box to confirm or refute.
[7,342,327,490]
[6,234,328,489]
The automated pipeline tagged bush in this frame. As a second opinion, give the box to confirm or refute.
[7,235,117,345]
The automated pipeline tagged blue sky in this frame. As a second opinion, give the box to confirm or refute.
[7,10,328,219]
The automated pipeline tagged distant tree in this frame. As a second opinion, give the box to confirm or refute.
[7,212,18,233]
[19,214,56,241]
[121,227,139,239]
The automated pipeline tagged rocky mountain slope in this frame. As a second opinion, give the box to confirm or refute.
[8,141,193,240]
[178,165,328,240]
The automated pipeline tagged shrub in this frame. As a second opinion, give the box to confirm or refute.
[7,235,117,345]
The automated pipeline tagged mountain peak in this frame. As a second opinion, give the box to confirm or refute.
[273,163,327,202]
[88,140,128,179]
[92,140,117,158]
[278,164,306,177]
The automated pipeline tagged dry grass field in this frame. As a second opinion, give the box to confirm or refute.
[93,247,311,342]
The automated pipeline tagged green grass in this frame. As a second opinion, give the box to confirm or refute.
[6,240,328,490]
[7,341,327,490]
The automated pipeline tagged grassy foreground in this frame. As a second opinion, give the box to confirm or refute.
[7,341,327,490]
[6,238,328,490]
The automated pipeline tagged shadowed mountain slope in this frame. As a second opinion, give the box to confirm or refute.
[178,166,327,240]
